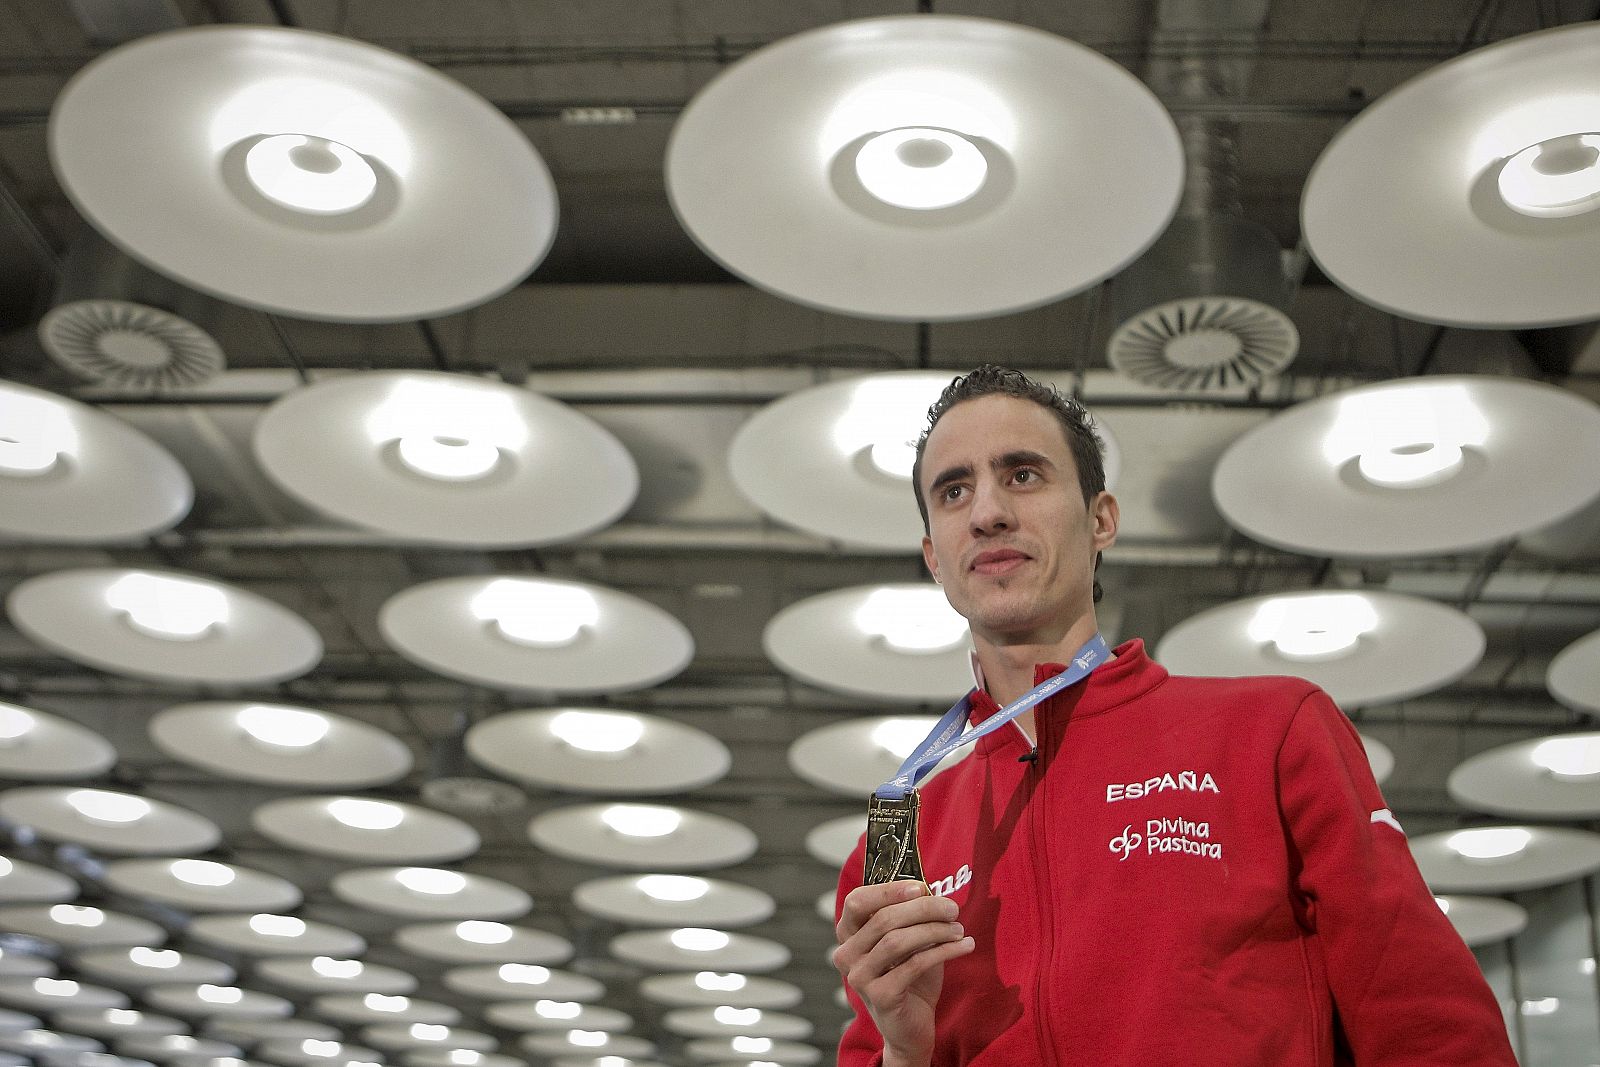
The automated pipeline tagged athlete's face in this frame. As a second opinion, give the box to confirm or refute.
[919,395,1118,645]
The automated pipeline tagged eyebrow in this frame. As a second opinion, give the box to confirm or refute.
[927,450,1055,496]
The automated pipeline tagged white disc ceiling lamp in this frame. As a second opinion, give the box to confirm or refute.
[663,1008,812,1041]
[0,977,127,1013]
[804,813,866,868]
[665,15,1183,321]
[50,1007,185,1038]
[48,26,558,323]
[73,948,233,989]
[0,702,115,782]
[637,973,803,1011]
[185,915,365,959]
[1302,22,1600,328]
[729,372,1121,550]
[609,930,790,975]
[362,1024,495,1053]
[149,701,411,789]
[205,1017,340,1045]
[764,583,974,702]
[463,708,729,795]
[1155,590,1483,708]
[254,957,416,997]
[310,994,459,1027]
[441,965,600,1003]
[100,859,301,914]
[405,1053,525,1067]
[789,715,970,798]
[527,804,758,872]
[570,874,774,929]
[1447,731,1600,819]
[393,921,572,966]
[380,576,693,694]
[328,868,529,921]
[1434,895,1528,948]
[142,984,292,1021]
[521,1034,655,1060]
[0,858,77,905]
[119,1035,243,1062]
[5,569,322,686]
[1410,825,1600,893]
[1212,377,1600,558]
[484,1003,629,1035]
[250,795,479,865]
[0,381,191,543]
[255,1038,384,1066]
[1548,629,1600,715]
[682,1038,820,1065]
[0,904,165,949]
[0,787,220,856]
[253,373,638,547]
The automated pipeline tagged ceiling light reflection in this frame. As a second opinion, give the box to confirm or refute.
[549,709,644,754]
[105,572,229,641]
[236,704,331,748]
[1447,827,1532,861]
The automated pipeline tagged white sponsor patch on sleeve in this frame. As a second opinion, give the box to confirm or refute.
[1370,808,1405,835]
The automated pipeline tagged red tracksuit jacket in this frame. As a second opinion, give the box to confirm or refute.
[836,640,1518,1066]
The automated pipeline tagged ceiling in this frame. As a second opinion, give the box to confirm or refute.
[1,0,1599,1064]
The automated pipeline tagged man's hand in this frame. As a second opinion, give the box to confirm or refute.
[835,879,975,1067]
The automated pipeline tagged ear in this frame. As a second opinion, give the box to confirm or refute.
[1091,491,1119,552]
[922,534,941,584]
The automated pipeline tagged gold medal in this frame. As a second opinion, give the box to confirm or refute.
[863,790,928,888]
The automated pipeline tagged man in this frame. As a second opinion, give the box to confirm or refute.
[832,365,1517,1066]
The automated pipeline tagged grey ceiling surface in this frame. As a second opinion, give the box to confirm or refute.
[1,0,1599,1063]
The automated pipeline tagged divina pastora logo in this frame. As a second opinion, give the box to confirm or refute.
[1109,817,1223,862]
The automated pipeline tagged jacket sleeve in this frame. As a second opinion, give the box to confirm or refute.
[1276,688,1518,1065]
[835,836,888,1067]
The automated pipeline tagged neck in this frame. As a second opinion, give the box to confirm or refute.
[972,614,1105,735]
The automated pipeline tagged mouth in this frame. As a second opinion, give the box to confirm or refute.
[969,549,1030,576]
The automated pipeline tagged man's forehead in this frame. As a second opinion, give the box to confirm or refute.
[923,394,1074,464]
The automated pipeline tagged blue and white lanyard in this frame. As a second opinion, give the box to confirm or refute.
[873,634,1111,801]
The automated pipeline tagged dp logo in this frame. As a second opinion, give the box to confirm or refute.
[1109,825,1142,861]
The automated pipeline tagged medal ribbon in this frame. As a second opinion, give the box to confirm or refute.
[873,634,1111,801]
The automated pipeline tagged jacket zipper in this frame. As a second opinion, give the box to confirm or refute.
[1025,713,1061,1067]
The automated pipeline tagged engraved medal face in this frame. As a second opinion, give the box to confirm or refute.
[864,791,927,887]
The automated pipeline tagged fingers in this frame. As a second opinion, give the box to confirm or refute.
[834,882,969,985]
[862,932,976,996]
[836,880,937,941]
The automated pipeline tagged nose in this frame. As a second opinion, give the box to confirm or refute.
[968,476,1014,536]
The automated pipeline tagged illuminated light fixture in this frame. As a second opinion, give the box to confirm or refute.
[67,788,151,824]
[449,1053,482,1065]
[853,126,989,210]
[855,587,968,654]
[302,1040,341,1058]
[160,1037,198,1051]
[172,859,236,887]
[130,947,180,968]
[1246,594,1380,662]
[472,579,599,649]
[312,956,363,979]
[567,1030,607,1048]
[549,710,644,754]
[410,1023,449,1041]
[106,1008,144,1026]
[249,913,306,937]
[498,963,549,985]
[1497,132,1600,218]
[455,920,512,945]
[49,904,105,927]
[327,797,405,831]
[1447,827,1532,861]
[0,703,36,744]
[0,856,11,876]
[35,977,80,997]
[197,984,242,1004]
[596,1059,627,1067]
[829,376,948,483]
[601,804,681,838]
[1520,997,1560,1016]
[363,993,409,1013]
[1435,897,1451,914]
[1530,736,1600,781]
[732,1036,773,1053]
[872,718,936,761]
[670,928,731,952]
[534,1000,581,1020]
[105,572,229,641]
[365,378,527,484]
[0,388,77,477]
[714,1006,762,1026]
[236,704,330,748]
[395,868,467,895]
[637,875,709,902]
[695,971,747,992]
[244,134,378,215]
[1321,383,1489,490]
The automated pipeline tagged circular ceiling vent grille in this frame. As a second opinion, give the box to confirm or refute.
[38,299,225,390]
[1107,296,1297,390]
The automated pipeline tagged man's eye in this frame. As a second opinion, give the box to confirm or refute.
[1014,468,1036,483]
[942,485,965,502]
